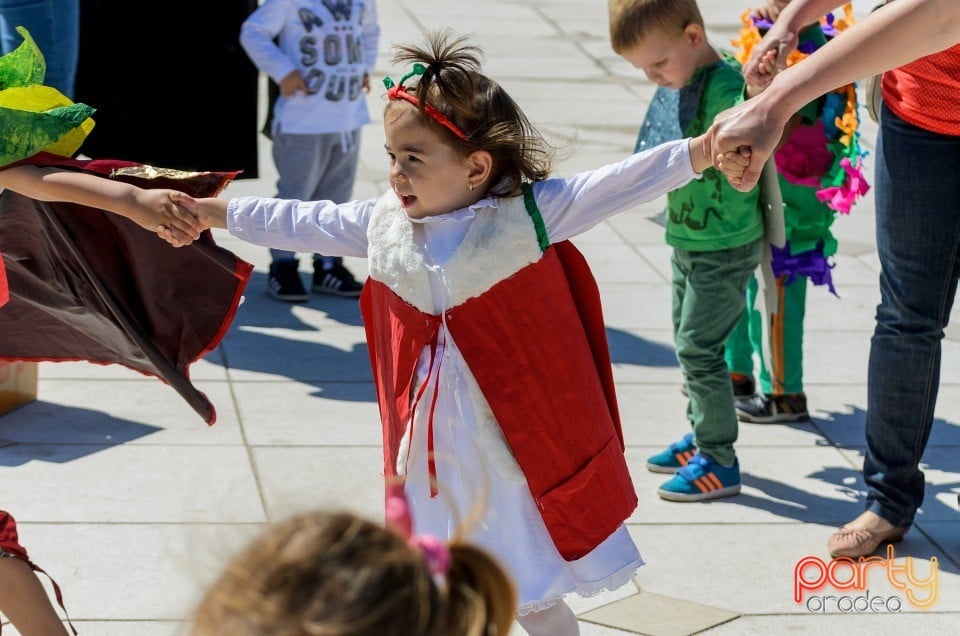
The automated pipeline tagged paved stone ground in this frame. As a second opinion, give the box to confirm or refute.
[1,1,957,634]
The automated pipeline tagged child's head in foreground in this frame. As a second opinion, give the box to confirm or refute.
[608,0,713,89]
[190,509,517,636]
[382,28,555,219]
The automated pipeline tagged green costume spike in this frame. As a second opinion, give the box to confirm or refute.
[0,26,46,90]
[0,26,95,167]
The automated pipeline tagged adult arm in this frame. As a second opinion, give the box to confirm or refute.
[707,0,960,191]
[742,0,849,88]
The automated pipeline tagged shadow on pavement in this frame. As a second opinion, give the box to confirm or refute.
[0,403,160,466]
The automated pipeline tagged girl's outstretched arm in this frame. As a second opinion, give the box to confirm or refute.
[0,165,205,246]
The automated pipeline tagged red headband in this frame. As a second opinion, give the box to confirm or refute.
[383,64,470,142]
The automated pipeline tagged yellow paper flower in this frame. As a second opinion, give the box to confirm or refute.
[0,26,95,167]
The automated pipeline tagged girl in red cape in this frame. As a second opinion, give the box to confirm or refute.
[165,30,731,635]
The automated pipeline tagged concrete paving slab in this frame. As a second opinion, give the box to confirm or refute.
[703,613,958,636]
[601,283,683,329]
[579,590,739,636]
[0,443,264,523]
[234,381,379,447]
[252,446,384,522]
[627,445,872,526]
[0,379,241,445]
[628,522,954,615]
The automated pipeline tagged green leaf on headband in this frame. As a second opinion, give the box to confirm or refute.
[0,98,95,167]
[0,26,46,91]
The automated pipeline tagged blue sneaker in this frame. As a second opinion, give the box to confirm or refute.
[646,433,697,474]
[657,453,741,502]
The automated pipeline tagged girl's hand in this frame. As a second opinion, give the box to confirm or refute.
[157,192,226,246]
[133,190,203,248]
[716,147,752,190]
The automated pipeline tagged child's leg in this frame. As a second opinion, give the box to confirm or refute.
[752,274,807,395]
[725,274,760,378]
[517,600,579,636]
[675,242,762,467]
[0,556,69,635]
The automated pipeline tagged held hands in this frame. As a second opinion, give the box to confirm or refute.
[755,0,790,23]
[156,192,225,247]
[742,3,798,89]
[703,96,785,192]
[716,146,753,189]
[125,189,205,248]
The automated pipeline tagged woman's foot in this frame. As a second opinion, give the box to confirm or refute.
[827,511,908,559]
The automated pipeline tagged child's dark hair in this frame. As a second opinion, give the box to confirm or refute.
[191,511,517,636]
[608,0,705,54]
[387,28,554,196]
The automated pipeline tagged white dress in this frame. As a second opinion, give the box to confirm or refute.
[227,139,697,611]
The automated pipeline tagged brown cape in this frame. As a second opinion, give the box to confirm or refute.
[0,153,253,424]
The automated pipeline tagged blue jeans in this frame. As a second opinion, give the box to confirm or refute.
[865,103,960,527]
[0,0,79,98]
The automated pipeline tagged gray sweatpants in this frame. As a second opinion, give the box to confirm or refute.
[269,128,361,267]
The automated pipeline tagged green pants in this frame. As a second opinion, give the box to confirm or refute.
[672,239,763,467]
[725,273,807,395]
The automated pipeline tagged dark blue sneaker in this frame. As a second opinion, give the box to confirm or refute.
[312,261,364,298]
[657,453,741,502]
[267,259,308,302]
[646,433,697,474]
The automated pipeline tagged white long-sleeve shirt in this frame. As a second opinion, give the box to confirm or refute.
[227,138,697,260]
[240,0,380,134]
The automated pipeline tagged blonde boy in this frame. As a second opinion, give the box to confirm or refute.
[610,0,764,501]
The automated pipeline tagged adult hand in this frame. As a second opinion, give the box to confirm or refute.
[704,96,786,192]
[742,12,799,89]
[756,0,791,23]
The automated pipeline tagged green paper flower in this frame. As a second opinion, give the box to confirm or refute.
[0,26,95,168]
[0,26,45,91]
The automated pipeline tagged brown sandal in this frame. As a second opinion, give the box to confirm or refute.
[827,524,908,559]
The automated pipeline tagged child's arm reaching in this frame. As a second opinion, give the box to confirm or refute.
[687,133,722,174]
[534,136,748,242]
[159,195,229,238]
[0,165,205,247]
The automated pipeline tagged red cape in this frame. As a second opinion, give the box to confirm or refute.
[362,241,636,561]
[0,153,253,424]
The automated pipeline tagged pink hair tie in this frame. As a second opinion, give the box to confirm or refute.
[385,492,452,575]
[410,535,452,575]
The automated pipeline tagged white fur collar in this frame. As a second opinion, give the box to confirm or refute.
[366,190,543,312]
